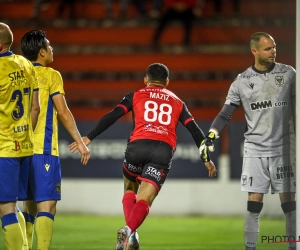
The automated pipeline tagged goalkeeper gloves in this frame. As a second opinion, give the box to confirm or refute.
[204,129,219,152]
[199,140,210,163]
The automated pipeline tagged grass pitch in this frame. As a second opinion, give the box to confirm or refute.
[0,215,287,249]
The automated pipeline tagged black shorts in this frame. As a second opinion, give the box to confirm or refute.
[123,139,174,191]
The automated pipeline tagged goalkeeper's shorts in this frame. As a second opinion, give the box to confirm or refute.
[241,155,296,194]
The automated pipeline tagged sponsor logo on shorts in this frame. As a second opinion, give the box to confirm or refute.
[45,164,50,172]
[56,183,61,193]
[241,175,247,186]
[276,165,294,179]
[127,163,142,174]
[145,166,165,181]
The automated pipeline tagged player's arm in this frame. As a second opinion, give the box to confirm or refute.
[85,106,127,144]
[69,92,133,151]
[204,103,237,152]
[31,89,40,131]
[180,103,217,177]
[52,93,90,165]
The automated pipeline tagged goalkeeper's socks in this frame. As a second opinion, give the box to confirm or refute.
[282,201,296,250]
[244,211,259,250]
[127,200,150,232]
[122,192,137,224]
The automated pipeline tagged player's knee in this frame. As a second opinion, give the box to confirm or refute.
[247,201,263,213]
[281,201,296,213]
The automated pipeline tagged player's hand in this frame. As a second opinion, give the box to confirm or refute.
[199,140,210,163]
[76,142,90,165]
[204,130,219,152]
[69,136,91,153]
[204,161,217,178]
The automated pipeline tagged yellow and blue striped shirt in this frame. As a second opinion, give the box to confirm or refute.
[0,52,39,157]
[33,64,65,156]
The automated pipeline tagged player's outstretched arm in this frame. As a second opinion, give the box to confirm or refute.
[69,106,126,153]
[184,120,217,177]
[52,94,90,165]
[69,136,91,153]
[204,161,217,177]
[199,139,217,177]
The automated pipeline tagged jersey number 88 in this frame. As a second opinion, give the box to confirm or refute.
[144,100,172,125]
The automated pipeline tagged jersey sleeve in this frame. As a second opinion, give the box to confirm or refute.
[49,70,65,97]
[224,76,241,106]
[87,92,134,140]
[179,103,205,148]
[116,92,134,114]
[31,65,39,91]
[289,66,296,97]
[179,102,194,126]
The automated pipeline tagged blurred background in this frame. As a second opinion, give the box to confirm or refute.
[2,0,295,216]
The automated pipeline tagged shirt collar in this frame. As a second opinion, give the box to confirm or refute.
[0,51,13,57]
[33,62,43,67]
[252,63,275,74]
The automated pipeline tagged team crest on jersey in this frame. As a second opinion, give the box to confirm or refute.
[275,76,284,87]
[241,175,247,186]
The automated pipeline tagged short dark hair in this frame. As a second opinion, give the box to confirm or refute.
[21,30,47,61]
[250,32,273,49]
[146,63,169,83]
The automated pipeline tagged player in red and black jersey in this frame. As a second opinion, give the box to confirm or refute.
[69,63,216,250]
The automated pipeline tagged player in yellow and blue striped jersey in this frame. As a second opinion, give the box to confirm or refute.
[0,22,40,250]
[20,30,90,250]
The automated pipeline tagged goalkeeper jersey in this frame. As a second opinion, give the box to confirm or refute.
[33,64,65,156]
[225,62,295,157]
[0,52,39,157]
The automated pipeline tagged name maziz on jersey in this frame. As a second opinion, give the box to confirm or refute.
[150,92,169,101]
[250,100,288,111]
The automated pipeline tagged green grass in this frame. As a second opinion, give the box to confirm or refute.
[0,215,287,250]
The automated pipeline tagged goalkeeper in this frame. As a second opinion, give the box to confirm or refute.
[202,32,296,250]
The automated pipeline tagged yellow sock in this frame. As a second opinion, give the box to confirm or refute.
[17,208,29,250]
[23,212,35,250]
[26,221,34,250]
[35,212,54,250]
[2,213,23,250]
